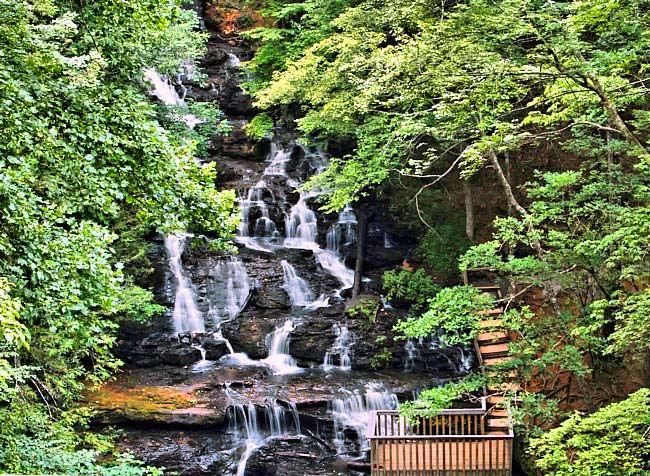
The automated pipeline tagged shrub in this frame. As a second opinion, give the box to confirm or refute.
[530,388,650,476]
[383,269,439,313]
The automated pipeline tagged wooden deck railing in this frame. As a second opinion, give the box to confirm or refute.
[367,402,513,475]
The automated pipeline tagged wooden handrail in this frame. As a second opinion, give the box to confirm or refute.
[367,431,514,440]
[366,399,514,441]
[374,397,487,416]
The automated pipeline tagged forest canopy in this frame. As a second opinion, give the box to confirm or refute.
[247,0,650,472]
[0,0,236,473]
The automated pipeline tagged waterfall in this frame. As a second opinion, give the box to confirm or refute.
[316,251,355,292]
[147,66,207,336]
[326,205,357,256]
[280,260,329,310]
[165,234,205,334]
[318,205,357,294]
[330,383,399,455]
[239,180,279,241]
[237,144,293,251]
[143,69,201,128]
[261,319,303,375]
[206,257,251,326]
[383,232,395,249]
[263,144,291,177]
[227,391,301,476]
[404,339,420,372]
[323,324,354,371]
[227,52,242,68]
[236,141,357,293]
[285,195,318,249]
[459,347,474,373]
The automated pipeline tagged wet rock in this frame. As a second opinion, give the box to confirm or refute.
[222,311,278,358]
[291,320,335,364]
[245,436,364,476]
[86,382,228,428]
[117,429,231,476]
[178,331,193,344]
[203,337,230,360]
[208,121,266,162]
[161,344,202,366]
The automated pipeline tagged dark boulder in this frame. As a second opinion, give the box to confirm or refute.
[203,337,230,360]
[160,344,202,366]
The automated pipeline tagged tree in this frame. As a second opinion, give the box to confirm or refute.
[530,388,650,476]
[0,0,237,472]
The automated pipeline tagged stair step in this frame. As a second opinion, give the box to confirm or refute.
[487,382,521,392]
[487,418,510,429]
[479,343,510,357]
[476,308,505,316]
[479,319,504,328]
[477,331,509,344]
[487,369,518,379]
[483,356,513,366]
[488,395,505,405]
[488,409,509,418]
[487,430,510,435]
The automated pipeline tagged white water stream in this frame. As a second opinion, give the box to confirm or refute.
[331,383,400,455]
[165,234,205,334]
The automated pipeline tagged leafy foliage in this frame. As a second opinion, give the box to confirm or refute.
[245,112,274,139]
[0,401,162,476]
[0,0,237,472]
[347,297,381,322]
[415,224,471,279]
[382,269,439,314]
[400,375,485,421]
[248,0,650,467]
[530,389,650,476]
[394,286,493,346]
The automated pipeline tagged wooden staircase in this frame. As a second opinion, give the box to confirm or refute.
[472,284,516,436]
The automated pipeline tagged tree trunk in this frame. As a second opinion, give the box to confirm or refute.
[463,180,475,241]
[488,149,528,216]
[504,151,513,217]
[352,209,367,299]
[643,351,650,388]
[575,52,648,155]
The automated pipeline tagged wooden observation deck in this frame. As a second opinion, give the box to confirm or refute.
[367,400,513,475]
[368,273,516,475]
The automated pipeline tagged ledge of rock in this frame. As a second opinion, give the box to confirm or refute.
[85,382,227,428]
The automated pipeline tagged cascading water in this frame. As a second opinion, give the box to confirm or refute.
[236,139,357,295]
[190,257,251,371]
[261,319,302,375]
[285,195,318,248]
[239,180,278,241]
[318,206,357,294]
[323,324,354,371]
[165,234,205,334]
[227,386,302,476]
[316,251,355,294]
[280,260,329,310]
[147,67,206,336]
[404,339,420,371]
[127,40,451,476]
[326,205,357,255]
[143,69,201,128]
[206,257,251,327]
[459,347,474,373]
[330,383,399,455]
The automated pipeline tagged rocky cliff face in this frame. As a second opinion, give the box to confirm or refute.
[97,6,472,475]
